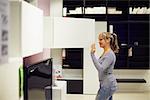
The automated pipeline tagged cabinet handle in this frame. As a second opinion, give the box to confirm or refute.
[63,64,70,67]
[121,43,127,47]
[134,41,139,46]
[128,47,132,57]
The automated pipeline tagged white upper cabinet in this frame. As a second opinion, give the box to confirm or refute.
[9,1,43,58]
[44,17,95,48]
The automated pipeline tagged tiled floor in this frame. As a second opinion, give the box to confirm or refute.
[66,92,150,100]
[26,90,150,100]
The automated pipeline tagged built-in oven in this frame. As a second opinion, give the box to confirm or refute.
[23,50,52,100]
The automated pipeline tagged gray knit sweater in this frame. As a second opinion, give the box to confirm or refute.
[91,50,117,88]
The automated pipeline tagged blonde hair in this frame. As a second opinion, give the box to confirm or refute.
[101,32,119,53]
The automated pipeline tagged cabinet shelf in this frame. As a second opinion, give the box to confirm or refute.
[63,0,150,21]
[84,14,107,21]
[65,14,84,18]
[116,79,146,83]
[65,14,150,21]
[65,14,107,21]
[107,14,128,21]
[128,14,150,20]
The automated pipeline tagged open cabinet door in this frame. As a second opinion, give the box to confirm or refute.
[44,17,95,48]
[53,17,95,48]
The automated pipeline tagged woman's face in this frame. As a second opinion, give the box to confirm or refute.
[98,33,106,48]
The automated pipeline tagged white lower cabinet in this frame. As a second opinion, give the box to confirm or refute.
[0,58,22,100]
[52,81,67,100]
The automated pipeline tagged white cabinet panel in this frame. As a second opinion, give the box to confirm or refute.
[21,1,43,57]
[9,1,43,58]
[52,81,67,100]
[44,17,95,48]
[53,17,95,48]
[83,22,107,94]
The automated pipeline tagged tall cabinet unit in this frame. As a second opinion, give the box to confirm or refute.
[44,17,95,94]
[108,0,149,69]
[127,0,149,69]
[8,1,43,100]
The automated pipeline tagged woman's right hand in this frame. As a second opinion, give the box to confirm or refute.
[91,43,96,54]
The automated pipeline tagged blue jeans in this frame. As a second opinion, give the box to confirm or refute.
[95,85,115,100]
[109,96,112,100]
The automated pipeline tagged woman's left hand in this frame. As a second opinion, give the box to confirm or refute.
[91,43,96,54]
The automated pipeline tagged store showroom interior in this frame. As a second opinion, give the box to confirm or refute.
[0,0,149,100]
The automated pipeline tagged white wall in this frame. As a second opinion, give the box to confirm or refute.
[0,58,22,100]
[13,0,63,17]
[50,0,63,17]
[0,0,9,64]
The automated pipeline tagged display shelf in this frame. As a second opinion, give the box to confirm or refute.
[116,79,146,83]
[65,14,84,18]
[63,0,150,20]
[107,14,128,21]
[63,0,149,69]
[128,14,149,20]
[84,14,107,21]
[62,48,83,69]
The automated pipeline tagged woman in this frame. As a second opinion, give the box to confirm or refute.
[91,32,119,100]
